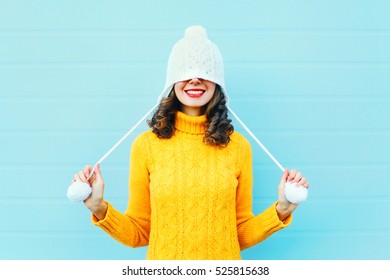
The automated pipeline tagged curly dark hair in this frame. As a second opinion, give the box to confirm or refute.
[148,85,234,147]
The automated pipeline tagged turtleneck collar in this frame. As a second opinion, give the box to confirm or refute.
[174,111,207,135]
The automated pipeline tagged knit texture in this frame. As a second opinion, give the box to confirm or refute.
[92,111,292,260]
[159,26,226,100]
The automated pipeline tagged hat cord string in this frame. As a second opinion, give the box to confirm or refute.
[86,103,158,180]
[227,107,285,172]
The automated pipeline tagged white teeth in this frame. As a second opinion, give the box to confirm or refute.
[186,90,204,94]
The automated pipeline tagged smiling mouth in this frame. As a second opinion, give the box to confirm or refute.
[185,89,205,98]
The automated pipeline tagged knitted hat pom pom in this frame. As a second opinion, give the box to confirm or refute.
[185,25,207,39]
[67,181,92,202]
[284,181,308,204]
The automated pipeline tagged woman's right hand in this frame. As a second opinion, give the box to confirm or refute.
[72,163,108,220]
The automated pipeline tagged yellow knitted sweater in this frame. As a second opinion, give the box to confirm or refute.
[93,111,292,259]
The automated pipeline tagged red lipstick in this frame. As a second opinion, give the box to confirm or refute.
[184,88,205,98]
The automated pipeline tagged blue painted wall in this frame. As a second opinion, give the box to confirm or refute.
[1,0,389,260]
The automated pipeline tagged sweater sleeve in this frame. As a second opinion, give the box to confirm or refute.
[92,133,151,248]
[235,135,292,250]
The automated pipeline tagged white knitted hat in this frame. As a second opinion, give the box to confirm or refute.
[159,26,226,99]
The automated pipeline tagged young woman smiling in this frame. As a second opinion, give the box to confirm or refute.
[72,26,309,260]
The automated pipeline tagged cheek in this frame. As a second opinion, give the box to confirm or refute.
[174,82,185,93]
[206,84,216,99]
[206,82,216,93]
[204,92,215,103]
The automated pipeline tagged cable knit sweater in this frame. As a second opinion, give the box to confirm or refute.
[92,111,292,260]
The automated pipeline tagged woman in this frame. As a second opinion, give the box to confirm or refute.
[72,26,309,260]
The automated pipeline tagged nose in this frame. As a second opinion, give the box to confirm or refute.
[188,77,202,85]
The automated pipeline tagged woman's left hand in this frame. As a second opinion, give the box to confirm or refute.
[276,169,309,221]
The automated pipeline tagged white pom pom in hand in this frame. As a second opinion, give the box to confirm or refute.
[67,181,92,202]
[284,181,308,204]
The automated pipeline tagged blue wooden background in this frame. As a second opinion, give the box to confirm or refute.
[1,0,389,260]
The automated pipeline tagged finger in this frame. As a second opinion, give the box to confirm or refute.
[296,176,306,187]
[292,172,302,183]
[78,170,88,182]
[71,174,79,184]
[288,169,297,181]
[280,169,289,184]
[85,164,98,184]
[83,164,93,178]
[302,182,310,189]
[94,164,103,181]
[91,164,104,186]
[73,173,82,182]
